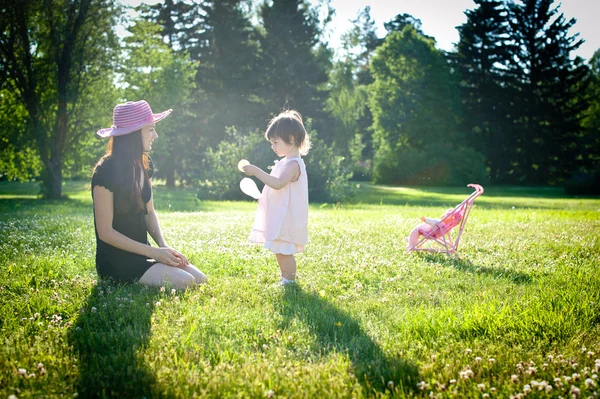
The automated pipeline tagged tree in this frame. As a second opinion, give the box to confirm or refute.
[384,13,434,42]
[194,0,262,147]
[258,0,332,135]
[121,20,197,187]
[505,0,590,184]
[0,0,121,198]
[580,49,600,171]
[453,0,514,183]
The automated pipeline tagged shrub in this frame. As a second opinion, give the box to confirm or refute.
[373,143,488,186]
[564,170,600,195]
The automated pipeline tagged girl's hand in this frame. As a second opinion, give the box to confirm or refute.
[162,246,190,267]
[151,247,182,267]
[242,164,259,177]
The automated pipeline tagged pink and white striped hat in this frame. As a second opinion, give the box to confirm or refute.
[96,100,173,138]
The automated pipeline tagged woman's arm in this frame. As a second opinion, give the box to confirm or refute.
[145,195,166,247]
[93,185,181,266]
[145,193,189,266]
[243,161,299,190]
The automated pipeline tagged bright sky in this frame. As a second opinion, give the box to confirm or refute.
[120,0,598,61]
[324,0,598,61]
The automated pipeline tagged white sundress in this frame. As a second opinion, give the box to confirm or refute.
[248,157,308,255]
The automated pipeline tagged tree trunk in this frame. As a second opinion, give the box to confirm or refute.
[42,155,62,199]
[165,160,175,187]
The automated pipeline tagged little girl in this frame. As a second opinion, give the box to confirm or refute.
[242,110,310,285]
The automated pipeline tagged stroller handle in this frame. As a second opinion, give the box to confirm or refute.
[467,184,484,198]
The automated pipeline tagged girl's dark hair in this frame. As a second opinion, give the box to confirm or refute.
[264,110,311,155]
[95,130,150,214]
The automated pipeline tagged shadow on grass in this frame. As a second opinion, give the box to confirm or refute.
[277,285,419,395]
[417,253,533,284]
[69,281,160,398]
[350,184,596,210]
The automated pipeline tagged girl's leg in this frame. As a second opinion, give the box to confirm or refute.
[178,264,208,284]
[275,254,296,281]
[138,263,196,289]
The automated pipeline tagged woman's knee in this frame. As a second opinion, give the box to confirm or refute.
[181,264,208,284]
[140,264,196,289]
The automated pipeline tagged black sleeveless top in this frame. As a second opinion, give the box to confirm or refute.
[91,156,157,282]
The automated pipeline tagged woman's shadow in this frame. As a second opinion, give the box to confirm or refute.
[277,285,419,395]
[68,281,161,398]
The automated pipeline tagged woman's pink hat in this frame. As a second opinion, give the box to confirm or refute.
[96,100,172,138]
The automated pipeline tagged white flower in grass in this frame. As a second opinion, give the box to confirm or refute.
[266,389,275,398]
[587,351,595,358]
[592,374,598,379]
[482,394,489,398]
[91,307,97,313]
[544,384,553,392]
[477,383,485,391]
[8,395,17,399]
[569,385,580,396]
[489,358,496,364]
[171,288,176,295]
[17,368,27,376]
[155,301,161,307]
[527,366,536,375]
[585,378,596,388]
[465,348,472,355]
[417,381,429,390]
[547,354,554,361]
[160,286,165,293]
[523,384,531,393]
[387,381,394,390]
[475,357,482,362]
[511,374,519,382]
[572,373,581,381]
[490,387,496,393]
[449,379,456,385]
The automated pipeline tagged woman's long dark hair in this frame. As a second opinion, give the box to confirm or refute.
[95,130,151,214]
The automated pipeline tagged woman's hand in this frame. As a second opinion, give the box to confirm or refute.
[151,247,183,267]
[162,246,190,267]
[242,164,259,177]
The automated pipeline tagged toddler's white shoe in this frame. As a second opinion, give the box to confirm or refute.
[279,277,296,286]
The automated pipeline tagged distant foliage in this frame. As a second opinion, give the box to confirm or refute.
[197,124,354,203]
[374,143,488,186]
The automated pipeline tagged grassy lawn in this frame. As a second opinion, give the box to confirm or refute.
[1,181,599,398]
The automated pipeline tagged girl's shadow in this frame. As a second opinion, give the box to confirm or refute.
[68,281,160,398]
[278,285,419,395]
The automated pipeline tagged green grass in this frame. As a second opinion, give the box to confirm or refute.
[1,181,599,398]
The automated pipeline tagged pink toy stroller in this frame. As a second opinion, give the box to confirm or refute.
[407,184,484,256]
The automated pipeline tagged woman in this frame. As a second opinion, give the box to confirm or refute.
[92,100,206,289]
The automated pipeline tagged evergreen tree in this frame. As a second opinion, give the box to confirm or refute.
[505,0,590,184]
[195,0,262,147]
[258,0,332,135]
[137,0,205,58]
[453,0,514,183]
[580,49,600,172]
[121,20,197,187]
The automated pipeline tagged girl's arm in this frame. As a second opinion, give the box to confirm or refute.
[93,186,182,266]
[243,161,299,190]
[145,192,189,266]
